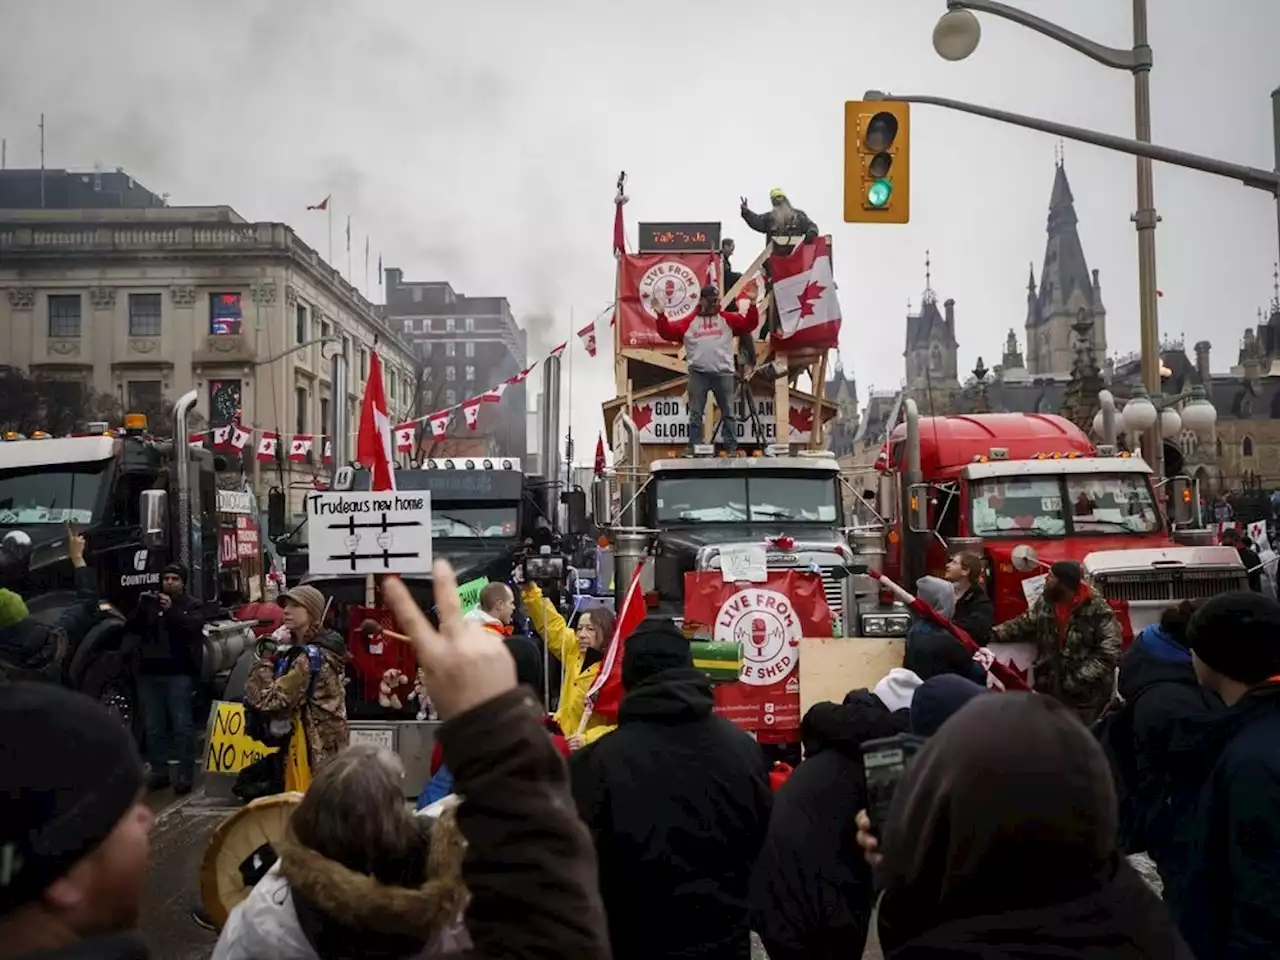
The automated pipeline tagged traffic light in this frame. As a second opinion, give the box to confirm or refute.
[844,101,910,224]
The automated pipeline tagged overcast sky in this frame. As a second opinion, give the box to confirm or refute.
[2,0,1276,451]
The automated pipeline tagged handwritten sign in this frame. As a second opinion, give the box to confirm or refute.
[306,491,433,575]
[204,700,277,775]
[457,576,489,615]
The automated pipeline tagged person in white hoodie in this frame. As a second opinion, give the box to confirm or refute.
[463,583,515,637]
[213,744,469,960]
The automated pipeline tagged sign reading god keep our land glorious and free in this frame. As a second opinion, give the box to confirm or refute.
[306,491,433,576]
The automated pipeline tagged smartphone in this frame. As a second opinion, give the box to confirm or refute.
[861,734,927,836]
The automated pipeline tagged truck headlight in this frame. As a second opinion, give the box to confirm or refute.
[861,614,911,637]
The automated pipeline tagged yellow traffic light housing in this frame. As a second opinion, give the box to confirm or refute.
[844,101,910,224]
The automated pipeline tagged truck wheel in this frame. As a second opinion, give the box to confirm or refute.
[80,652,142,744]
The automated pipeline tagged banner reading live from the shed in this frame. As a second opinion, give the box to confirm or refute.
[617,252,717,349]
[683,571,832,735]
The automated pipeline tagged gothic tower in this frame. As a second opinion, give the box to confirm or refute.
[1025,160,1107,375]
[903,252,961,415]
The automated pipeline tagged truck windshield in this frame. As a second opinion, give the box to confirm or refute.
[655,474,839,524]
[0,462,107,526]
[970,472,1161,537]
[431,505,518,538]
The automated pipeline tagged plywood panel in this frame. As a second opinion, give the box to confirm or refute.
[799,636,905,716]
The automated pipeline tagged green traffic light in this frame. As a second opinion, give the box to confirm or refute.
[867,178,892,208]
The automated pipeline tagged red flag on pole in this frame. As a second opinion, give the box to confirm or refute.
[593,433,606,475]
[307,195,330,210]
[356,351,397,492]
[583,559,647,724]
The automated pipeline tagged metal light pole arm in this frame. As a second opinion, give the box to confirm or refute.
[865,91,1280,196]
[946,0,1149,72]
[255,335,341,368]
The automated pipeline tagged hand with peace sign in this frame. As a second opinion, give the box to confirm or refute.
[382,560,517,720]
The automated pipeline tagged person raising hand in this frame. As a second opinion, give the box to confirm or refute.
[381,561,609,958]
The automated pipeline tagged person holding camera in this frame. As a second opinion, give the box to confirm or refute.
[131,562,205,794]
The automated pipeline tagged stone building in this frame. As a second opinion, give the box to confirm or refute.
[0,192,417,512]
[823,361,860,456]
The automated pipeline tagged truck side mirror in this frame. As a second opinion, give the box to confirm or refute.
[563,489,588,536]
[140,489,168,550]
[907,482,931,533]
[1167,476,1193,525]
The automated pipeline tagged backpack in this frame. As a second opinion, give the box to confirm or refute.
[1093,690,1149,852]
[243,644,325,746]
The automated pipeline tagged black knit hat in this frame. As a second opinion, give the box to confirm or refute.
[0,683,145,913]
[1050,560,1082,591]
[1187,591,1280,686]
[162,562,188,584]
[622,618,692,690]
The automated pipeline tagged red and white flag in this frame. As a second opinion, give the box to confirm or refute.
[461,399,482,431]
[289,436,314,462]
[506,366,534,385]
[593,433,606,475]
[307,195,330,211]
[356,351,397,492]
[577,320,598,358]
[549,341,567,359]
[256,432,279,462]
[479,383,507,403]
[212,425,232,450]
[394,423,416,453]
[230,424,252,452]
[769,235,842,351]
[188,432,204,449]
[427,412,450,439]
[582,559,648,725]
[323,438,333,465]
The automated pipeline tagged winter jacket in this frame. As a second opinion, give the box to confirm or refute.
[740,206,819,255]
[243,628,349,769]
[750,692,908,960]
[462,607,511,637]
[14,932,152,959]
[903,621,986,685]
[655,304,758,375]
[570,666,772,960]
[0,564,97,684]
[1161,682,1280,959]
[952,585,994,645]
[521,582,614,744]
[130,589,204,677]
[992,584,1123,722]
[1111,625,1223,857]
[212,808,469,960]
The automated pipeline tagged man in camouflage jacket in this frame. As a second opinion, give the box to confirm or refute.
[991,560,1123,724]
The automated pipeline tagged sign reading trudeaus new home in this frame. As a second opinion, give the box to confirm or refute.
[305,491,433,576]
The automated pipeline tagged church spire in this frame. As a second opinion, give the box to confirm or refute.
[922,249,937,305]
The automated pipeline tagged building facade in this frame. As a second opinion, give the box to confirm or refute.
[382,268,528,460]
[0,203,417,513]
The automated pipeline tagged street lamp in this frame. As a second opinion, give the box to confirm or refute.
[931,0,1164,476]
[1092,384,1216,456]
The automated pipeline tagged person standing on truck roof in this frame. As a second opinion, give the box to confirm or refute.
[464,582,515,636]
[945,552,994,645]
[651,285,759,455]
[991,560,1123,725]
[129,563,205,795]
[740,189,820,342]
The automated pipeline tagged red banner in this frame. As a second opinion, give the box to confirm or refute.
[683,571,832,735]
[617,252,716,349]
[346,606,418,708]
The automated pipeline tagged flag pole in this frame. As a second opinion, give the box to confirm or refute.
[327,204,333,265]
[565,306,575,492]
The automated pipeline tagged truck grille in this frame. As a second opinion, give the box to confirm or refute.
[759,557,843,620]
[1092,568,1249,604]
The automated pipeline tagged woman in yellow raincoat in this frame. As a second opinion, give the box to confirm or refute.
[522,581,617,749]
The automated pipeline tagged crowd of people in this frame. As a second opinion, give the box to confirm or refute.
[3,535,1280,958]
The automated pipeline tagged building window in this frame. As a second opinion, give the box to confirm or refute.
[1242,436,1255,457]
[446,366,456,381]
[321,319,331,342]
[296,386,309,435]
[48,295,82,338]
[319,397,330,438]
[465,365,475,381]
[418,341,432,359]
[389,376,397,402]
[127,380,162,412]
[445,389,456,406]
[403,319,413,334]
[446,318,456,333]
[209,380,242,426]
[465,341,475,358]
[360,348,368,380]
[464,317,474,332]
[296,303,308,344]
[445,342,456,357]
[128,293,162,337]
[210,292,243,335]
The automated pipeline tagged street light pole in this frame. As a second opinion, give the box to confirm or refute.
[1273,86,1280,267]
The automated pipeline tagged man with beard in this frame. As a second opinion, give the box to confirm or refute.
[652,285,759,455]
[740,189,819,340]
[991,560,1122,723]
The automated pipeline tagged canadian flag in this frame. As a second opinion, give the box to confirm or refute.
[212,425,232,450]
[230,424,252,451]
[323,438,333,465]
[506,366,534,385]
[394,423,416,453]
[593,433,606,475]
[356,351,397,492]
[577,320,598,358]
[461,399,482,431]
[256,433,279,462]
[289,436,314,462]
[428,412,450,439]
[188,432,205,449]
[479,383,507,404]
[769,235,842,351]
[549,341,567,359]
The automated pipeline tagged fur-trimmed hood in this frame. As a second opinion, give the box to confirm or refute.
[211,808,470,960]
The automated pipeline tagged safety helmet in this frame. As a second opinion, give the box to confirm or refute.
[768,188,787,201]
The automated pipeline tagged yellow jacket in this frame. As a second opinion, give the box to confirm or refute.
[522,583,615,744]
